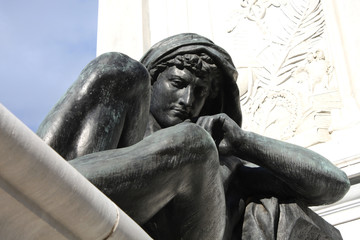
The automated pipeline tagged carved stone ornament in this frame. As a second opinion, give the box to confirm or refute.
[226,0,341,147]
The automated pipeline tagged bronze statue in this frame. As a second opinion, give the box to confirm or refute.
[37,33,350,239]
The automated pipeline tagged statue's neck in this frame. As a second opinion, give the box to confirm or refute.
[144,113,162,137]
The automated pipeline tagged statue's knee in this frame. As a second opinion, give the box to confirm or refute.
[78,52,150,99]
[174,123,221,193]
[180,123,219,167]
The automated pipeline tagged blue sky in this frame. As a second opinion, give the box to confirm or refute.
[0,1,98,132]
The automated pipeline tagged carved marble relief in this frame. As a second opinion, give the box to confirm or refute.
[225,0,341,147]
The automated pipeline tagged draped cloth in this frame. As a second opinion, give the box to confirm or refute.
[241,198,342,240]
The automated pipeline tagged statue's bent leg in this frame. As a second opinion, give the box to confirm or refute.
[70,123,226,240]
[37,52,150,160]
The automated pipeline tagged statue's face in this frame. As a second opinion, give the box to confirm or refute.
[150,66,212,128]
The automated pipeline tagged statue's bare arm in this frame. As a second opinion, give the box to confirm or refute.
[197,113,350,205]
[37,52,151,160]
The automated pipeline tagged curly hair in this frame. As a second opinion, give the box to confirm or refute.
[149,53,223,99]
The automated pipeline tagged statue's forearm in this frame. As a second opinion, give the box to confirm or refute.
[233,130,350,205]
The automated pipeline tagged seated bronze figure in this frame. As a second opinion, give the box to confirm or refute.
[37,33,350,239]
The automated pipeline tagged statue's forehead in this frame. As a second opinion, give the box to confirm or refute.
[162,66,212,86]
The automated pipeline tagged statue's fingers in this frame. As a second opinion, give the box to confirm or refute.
[196,116,206,126]
[196,116,214,136]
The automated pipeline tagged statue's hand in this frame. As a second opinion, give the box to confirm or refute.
[196,113,241,156]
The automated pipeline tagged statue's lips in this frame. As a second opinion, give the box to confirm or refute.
[170,107,190,119]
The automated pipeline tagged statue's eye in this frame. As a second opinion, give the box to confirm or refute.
[170,78,186,88]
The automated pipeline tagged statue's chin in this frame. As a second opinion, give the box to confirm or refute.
[158,115,185,128]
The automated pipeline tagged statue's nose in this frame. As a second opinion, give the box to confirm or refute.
[179,86,194,107]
